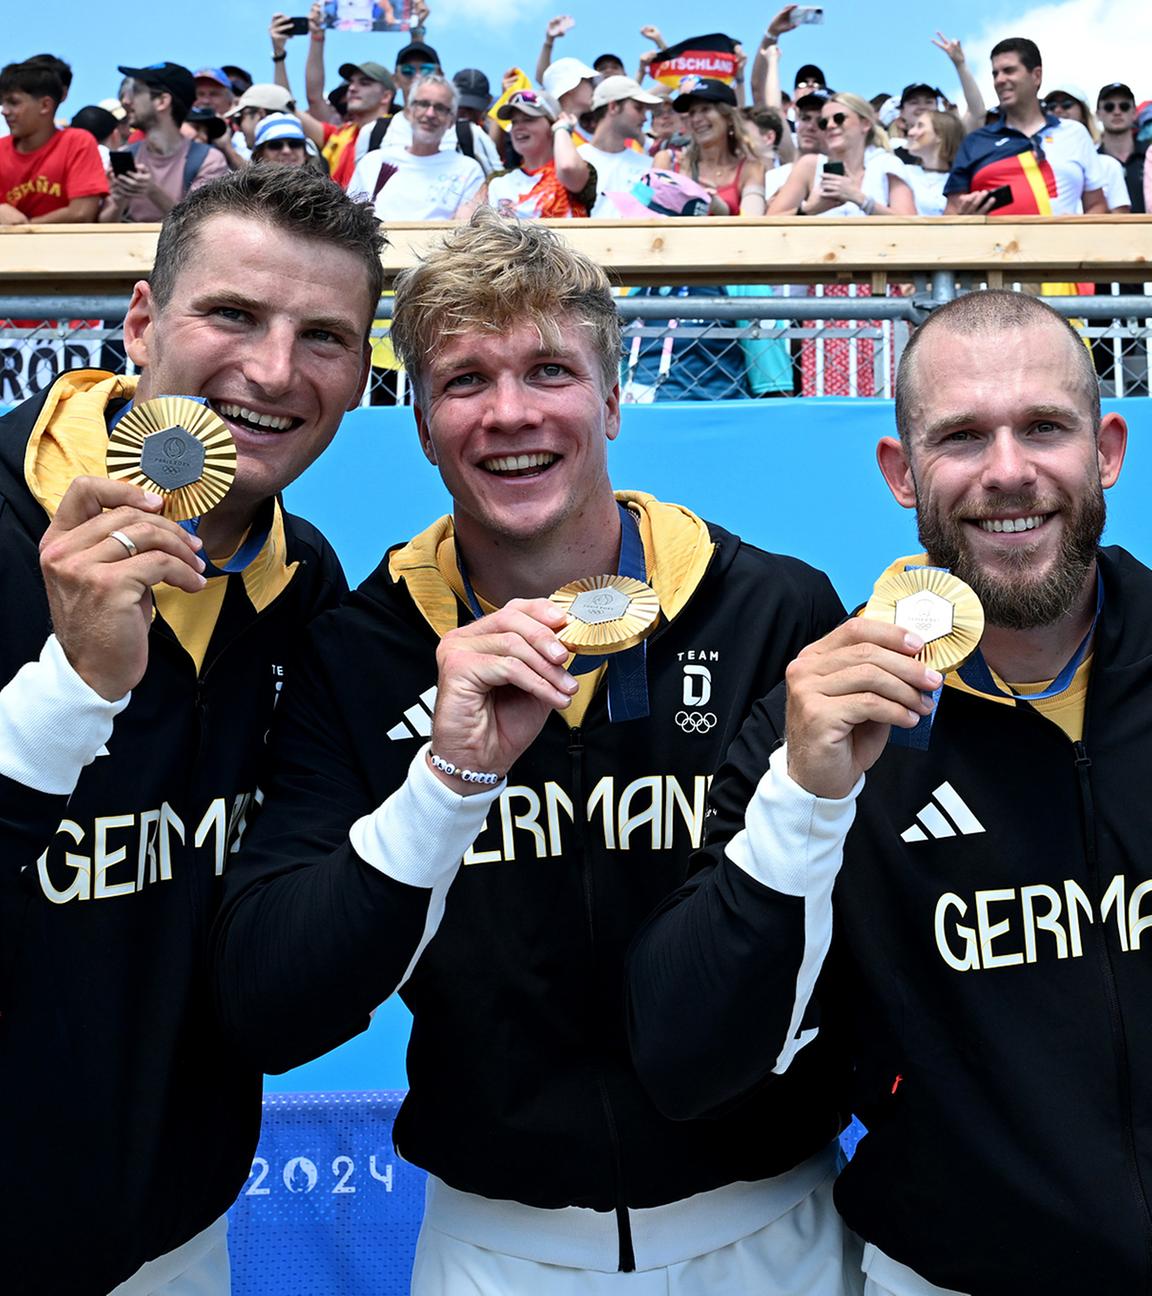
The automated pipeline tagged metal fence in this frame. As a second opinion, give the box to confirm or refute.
[2,275,1149,407]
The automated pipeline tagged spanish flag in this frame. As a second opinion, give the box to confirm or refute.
[648,34,738,89]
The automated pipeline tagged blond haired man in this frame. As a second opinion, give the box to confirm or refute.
[216,211,852,1294]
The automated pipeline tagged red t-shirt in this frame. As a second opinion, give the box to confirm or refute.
[0,127,109,218]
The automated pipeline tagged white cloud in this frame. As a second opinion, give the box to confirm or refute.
[957,0,1149,107]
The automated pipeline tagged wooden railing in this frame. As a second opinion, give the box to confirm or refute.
[0,216,1149,296]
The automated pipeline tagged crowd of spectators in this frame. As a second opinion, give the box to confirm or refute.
[0,4,1148,397]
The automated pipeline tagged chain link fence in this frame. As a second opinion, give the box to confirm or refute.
[2,279,1149,407]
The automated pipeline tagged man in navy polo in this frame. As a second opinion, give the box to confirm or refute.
[945,37,1105,215]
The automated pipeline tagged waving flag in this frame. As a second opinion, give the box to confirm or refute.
[648,34,738,89]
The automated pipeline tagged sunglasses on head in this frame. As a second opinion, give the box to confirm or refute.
[1100,99,1132,112]
[399,62,438,77]
[817,111,849,130]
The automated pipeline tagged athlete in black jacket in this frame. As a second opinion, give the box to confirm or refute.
[628,293,1144,1296]
[215,211,854,1293]
[0,168,382,1295]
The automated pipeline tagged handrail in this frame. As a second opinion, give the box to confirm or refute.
[1,216,1149,294]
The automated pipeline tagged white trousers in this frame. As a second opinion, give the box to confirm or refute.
[411,1173,863,1296]
[107,1216,230,1296]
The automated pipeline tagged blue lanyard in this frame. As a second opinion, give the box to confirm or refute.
[107,396,272,577]
[957,569,1103,701]
[890,565,1103,751]
[456,502,652,722]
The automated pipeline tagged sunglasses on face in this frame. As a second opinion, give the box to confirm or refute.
[817,111,849,130]
[262,138,304,151]
[411,97,452,118]
[1100,100,1132,112]
[1046,97,1077,111]
[399,62,438,77]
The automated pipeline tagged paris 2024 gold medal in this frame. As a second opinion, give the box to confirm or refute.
[106,396,237,521]
[549,575,661,656]
[862,567,985,674]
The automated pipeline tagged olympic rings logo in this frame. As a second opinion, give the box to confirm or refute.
[676,710,717,733]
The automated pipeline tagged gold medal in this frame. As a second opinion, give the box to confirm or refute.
[106,396,236,521]
[550,574,661,656]
[862,567,984,674]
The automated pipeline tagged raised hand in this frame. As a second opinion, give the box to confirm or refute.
[767,5,800,38]
[546,14,574,39]
[931,32,966,65]
[38,478,206,700]
[784,618,939,799]
[639,24,665,46]
[429,599,577,793]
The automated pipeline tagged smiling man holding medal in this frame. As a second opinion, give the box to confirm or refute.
[213,208,854,1294]
[627,290,1149,1295]
[0,165,382,1294]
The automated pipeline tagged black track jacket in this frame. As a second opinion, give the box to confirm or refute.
[214,499,845,1265]
[629,546,1152,1294]
[0,376,346,1295]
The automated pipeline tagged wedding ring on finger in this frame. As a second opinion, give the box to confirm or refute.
[108,529,138,559]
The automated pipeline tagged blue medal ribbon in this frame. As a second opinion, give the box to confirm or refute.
[107,396,271,577]
[456,502,653,723]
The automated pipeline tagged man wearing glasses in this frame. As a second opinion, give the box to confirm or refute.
[944,36,1106,215]
[1096,82,1146,212]
[347,73,484,220]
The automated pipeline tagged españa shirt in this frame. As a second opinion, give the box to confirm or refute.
[0,127,108,217]
[945,112,1104,214]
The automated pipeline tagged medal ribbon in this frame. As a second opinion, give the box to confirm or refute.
[457,502,652,723]
[956,570,1103,702]
[886,561,949,751]
[107,396,271,576]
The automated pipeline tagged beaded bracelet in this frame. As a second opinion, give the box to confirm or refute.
[429,753,502,787]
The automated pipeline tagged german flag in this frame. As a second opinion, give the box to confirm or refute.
[648,33,738,89]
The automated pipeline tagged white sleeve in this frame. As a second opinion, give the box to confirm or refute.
[350,742,503,989]
[726,742,862,1073]
[0,635,130,795]
[345,153,378,202]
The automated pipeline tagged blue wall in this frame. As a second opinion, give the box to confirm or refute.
[271,396,1150,1093]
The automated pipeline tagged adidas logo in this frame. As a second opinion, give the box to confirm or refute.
[385,686,437,741]
[901,782,985,843]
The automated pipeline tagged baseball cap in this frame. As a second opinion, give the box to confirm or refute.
[453,68,491,111]
[1097,81,1135,103]
[592,75,662,111]
[593,53,625,72]
[396,42,441,67]
[228,83,294,118]
[338,61,397,91]
[254,112,307,149]
[1044,84,1090,112]
[496,89,560,122]
[70,104,120,142]
[222,64,253,93]
[97,96,127,122]
[794,89,832,113]
[876,96,902,127]
[794,63,826,89]
[186,104,228,141]
[900,82,940,106]
[607,169,712,218]
[671,76,737,112]
[542,56,597,101]
[117,63,196,112]
[194,67,232,90]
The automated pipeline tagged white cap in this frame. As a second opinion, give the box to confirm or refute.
[98,97,126,122]
[542,56,597,100]
[591,75,662,111]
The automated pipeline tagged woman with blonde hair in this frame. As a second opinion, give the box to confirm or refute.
[904,109,965,215]
[654,76,765,215]
[769,91,914,217]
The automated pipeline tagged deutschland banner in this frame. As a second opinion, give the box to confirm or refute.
[648,33,739,89]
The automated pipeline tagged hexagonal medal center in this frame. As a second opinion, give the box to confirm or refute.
[140,425,205,490]
[570,587,630,624]
[894,589,954,645]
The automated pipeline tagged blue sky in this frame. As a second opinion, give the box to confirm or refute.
[8,1,1148,122]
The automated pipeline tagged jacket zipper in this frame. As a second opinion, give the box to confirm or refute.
[567,725,636,1272]
[1074,739,1152,1271]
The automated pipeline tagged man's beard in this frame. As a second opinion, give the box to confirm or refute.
[915,482,1106,630]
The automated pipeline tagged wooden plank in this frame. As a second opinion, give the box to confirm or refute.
[1,217,1149,293]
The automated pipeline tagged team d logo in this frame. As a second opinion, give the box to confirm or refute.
[682,665,712,706]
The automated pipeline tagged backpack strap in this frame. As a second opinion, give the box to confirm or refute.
[455,120,475,160]
[182,140,212,193]
[368,114,395,153]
